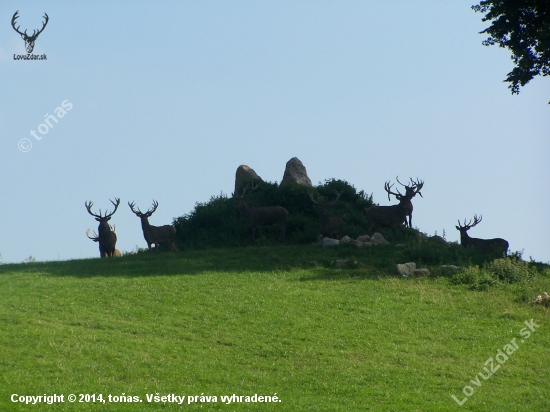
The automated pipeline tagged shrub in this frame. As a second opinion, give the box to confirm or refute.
[487,257,536,284]
[173,179,374,250]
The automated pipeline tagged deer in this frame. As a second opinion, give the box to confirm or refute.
[362,179,422,236]
[394,177,424,227]
[128,200,178,252]
[456,215,509,255]
[85,198,120,257]
[233,182,289,243]
[307,189,344,239]
[11,11,49,54]
[86,226,121,257]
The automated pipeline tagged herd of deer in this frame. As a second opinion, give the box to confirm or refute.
[86,177,509,258]
[85,199,177,258]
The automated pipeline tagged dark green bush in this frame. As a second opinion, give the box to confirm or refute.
[173,179,374,250]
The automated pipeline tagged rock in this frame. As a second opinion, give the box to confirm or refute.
[356,235,371,243]
[234,165,263,195]
[340,235,352,243]
[440,265,460,271]
[413,268,430,277]
[397,262,416,277]
[352,240,364,248]
[280,157,312,186]
[371,232,389,245]
[322,237,340,247]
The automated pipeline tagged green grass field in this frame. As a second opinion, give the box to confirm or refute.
[0,244,548,411]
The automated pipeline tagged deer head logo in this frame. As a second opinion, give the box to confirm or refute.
[11,11,49,54]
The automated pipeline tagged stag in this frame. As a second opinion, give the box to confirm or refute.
[394,177,424,227]
[85,198,120,257]
[456,215,509,255]
[11,11,49,54]
[128,200,178,252]
[233,182,289,243]
[86,226,121,257]
[308,189,344,239]
[362,179,422,236]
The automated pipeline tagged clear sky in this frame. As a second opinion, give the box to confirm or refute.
[1,1,548,263]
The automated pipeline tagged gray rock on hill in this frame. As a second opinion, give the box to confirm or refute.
[234,165,263,195]
[281,157,312,187]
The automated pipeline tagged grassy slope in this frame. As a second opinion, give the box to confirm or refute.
[0,245,548,411]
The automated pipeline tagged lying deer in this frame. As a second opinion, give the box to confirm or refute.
[86,227,121,257]
[456,215,508,255]
[85,198,120,257]
[128,200,178,252]
[233,182,289,243]
[362,178,422,236]
[308,189,344,239]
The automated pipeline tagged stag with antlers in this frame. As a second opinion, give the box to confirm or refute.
[393,177,424,227]
[11,11,49,54]
[86,226,121,257]
[128,201,178,252]
[85,198,120,257]
[362,178,423,236]
[308,189,344,239]
[233,182,289,243]
[456,215,509,255]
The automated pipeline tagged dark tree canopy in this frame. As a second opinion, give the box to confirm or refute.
[472,0,550,101]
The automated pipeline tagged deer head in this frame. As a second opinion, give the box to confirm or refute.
[456,214,482,236]
[385,177,423,202]
[307,189,342,214]
[11,11,49,54]
[128,200,159,219]
[85,198,120,233]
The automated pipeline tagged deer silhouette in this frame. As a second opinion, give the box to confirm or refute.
[11,11,49,53]
[85,198,120,257]
[308,189,344,239]
[129,200,178,252]
[456,215,508,255]
[233,182,289,243]
[362,178,423,236]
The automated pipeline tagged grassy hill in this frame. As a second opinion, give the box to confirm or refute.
[0,242,548,411]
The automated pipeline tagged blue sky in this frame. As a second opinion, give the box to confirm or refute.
[1,1,548,263]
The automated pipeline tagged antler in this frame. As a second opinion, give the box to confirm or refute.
[128,200,159,217]
[308,189,342,206]
[147,200,159,216]
[11,11,25,37]
[235,182,259,199]
[11,11,49,39]
[384,181,404,201]
[32,13,49,39]
[396,176,424,198]
[457,214,482,230]
[86,228,99,241]
[85,198,120,219]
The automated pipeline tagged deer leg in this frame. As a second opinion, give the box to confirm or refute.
[279,224,286,243]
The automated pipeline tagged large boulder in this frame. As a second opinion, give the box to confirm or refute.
[234,165,263,195]
[280,157,312,186]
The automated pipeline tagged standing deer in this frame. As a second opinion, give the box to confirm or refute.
[85,198,120,257]
[456,215,509,255]
[86,226,121,257]
[362,179,422,236]
[128,200,178,252]
[394,177,424,227]
[308,189,344,239]
[233,182,289,243]
[11,11,49,54]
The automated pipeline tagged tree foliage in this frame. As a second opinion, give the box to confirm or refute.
[472,0,550,100]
